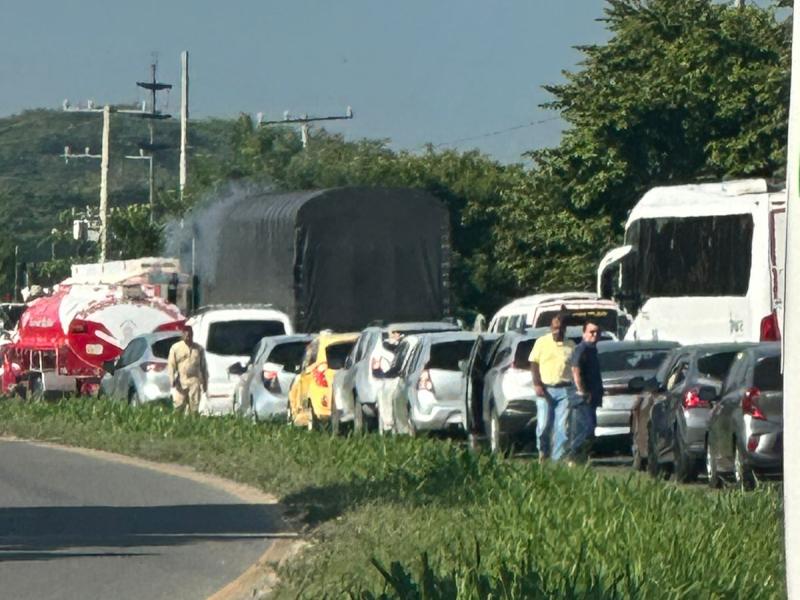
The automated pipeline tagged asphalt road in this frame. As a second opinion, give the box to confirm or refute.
[0,440,279,600]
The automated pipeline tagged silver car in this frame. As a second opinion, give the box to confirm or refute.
[480,326,616,454]
[390,331,478,434]
[230,334,312,421]
[705,343,783,489]
[100,332,180,405]
[332,321,461,433]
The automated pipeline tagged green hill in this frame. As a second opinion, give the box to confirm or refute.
[0,108,236,264]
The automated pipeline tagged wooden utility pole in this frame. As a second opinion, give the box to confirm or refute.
[99,105,110,262]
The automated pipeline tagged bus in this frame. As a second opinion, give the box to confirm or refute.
[597,178,785,344]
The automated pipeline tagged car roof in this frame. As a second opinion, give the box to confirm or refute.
[188,306,291,323]
[382,321,462,333]
[678,342,758,355]
[596,340,680,353]
[745,342,781,358]
[408,331,479,344]
[262,334,313,346]
[132,331,182,344]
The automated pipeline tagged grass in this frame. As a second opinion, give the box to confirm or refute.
[0,398,786,599]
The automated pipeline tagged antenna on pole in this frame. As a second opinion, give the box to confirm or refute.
[260,106,354,148]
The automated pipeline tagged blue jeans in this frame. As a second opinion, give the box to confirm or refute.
[535,396,554,457]
[548,385,574,461]
[569,397,596,459]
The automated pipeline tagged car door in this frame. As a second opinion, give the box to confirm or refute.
[708,352,747,469]
[112,338,147,398]
[482,343,512,425]
[399,341,427,422]
[464,335,500,435]
[652,354,690,457]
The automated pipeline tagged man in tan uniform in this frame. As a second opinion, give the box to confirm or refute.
[167,326,208,414]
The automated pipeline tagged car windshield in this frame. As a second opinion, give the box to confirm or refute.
[266,341,308,372]
[325,341,356,369]
[427,340,474,371]
[206,320,286,356]
[697,351,738,380]
[754,356,782,391]
[151,337,180,359]
[598,349,672,372]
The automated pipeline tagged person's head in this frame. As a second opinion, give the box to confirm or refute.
[550,314,567,342]
[582,320,601,344]
[181,325,194,344]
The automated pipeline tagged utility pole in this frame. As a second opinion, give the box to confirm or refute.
[180,51,189,203]
[135,61,172,223]
[63,95,166,262]
[259,106,354,148]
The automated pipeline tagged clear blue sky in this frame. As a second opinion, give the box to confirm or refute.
[2,1,613,164]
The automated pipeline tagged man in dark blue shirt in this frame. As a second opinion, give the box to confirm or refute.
[569,320,604,461]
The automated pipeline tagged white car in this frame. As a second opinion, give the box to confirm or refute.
[186,305,294,415]
[230,334,312,421]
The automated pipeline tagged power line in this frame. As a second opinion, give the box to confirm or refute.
[423,116,561,150]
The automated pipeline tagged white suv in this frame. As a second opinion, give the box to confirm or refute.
[187,305,294,414]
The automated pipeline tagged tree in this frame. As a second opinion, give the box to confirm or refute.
[490,0,792,294]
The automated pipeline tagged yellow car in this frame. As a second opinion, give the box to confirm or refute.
[288,332,359,429]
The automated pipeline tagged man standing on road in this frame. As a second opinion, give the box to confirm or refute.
[530,313,576,463]
[570,321,603,462]
[167,325,208,415]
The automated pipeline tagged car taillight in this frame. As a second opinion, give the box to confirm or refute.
[417,369,435,394]
[313,362,328,387]
[262,368,281,392]
[682,388,709,409]
[742,387,767,420]
[760,311,781,341]
[140,362,166,373]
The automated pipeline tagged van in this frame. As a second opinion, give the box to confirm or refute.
[597,179,785,344]
[487,292,627,337]
[187,304,294,414]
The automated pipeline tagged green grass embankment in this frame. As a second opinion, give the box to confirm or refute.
[0,400,785,598]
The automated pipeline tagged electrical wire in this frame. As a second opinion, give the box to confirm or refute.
[423,116,561,150]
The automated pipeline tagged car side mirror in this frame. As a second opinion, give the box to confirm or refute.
[102,360,116,375]
[627,376,645,393]
[227,361,246,376]
[458,358,469,373]
[698,386,717,403]
[344,356,353,369]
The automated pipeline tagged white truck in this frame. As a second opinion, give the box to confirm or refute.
[597,179,785,344]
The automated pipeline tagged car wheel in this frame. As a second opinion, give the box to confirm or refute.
[706,439,722,489]
[353,397,365,434]
[489,405,509,456]
[128,388,141,407]
[673,428,697,483]
[249,396,258,422]
[307,404,318,432]
[734,441,756,491]
[286,401,293,426]
[646,425,666,480]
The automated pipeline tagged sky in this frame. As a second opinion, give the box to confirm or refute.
[1,1,618,164]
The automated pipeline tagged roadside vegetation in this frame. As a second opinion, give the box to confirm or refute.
[0,399,785,598]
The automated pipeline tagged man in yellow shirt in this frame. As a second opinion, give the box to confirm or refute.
[529,313,576,462]
[167,326,209,414]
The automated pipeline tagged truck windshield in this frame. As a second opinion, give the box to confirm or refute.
[623,214,753,297]
[207,320,286,356]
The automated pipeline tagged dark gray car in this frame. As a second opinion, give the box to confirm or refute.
[705,343,783,490]
[646,343,754,482]
[595,340,679,442]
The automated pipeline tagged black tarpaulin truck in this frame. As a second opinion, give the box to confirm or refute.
[185,187,451,332]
